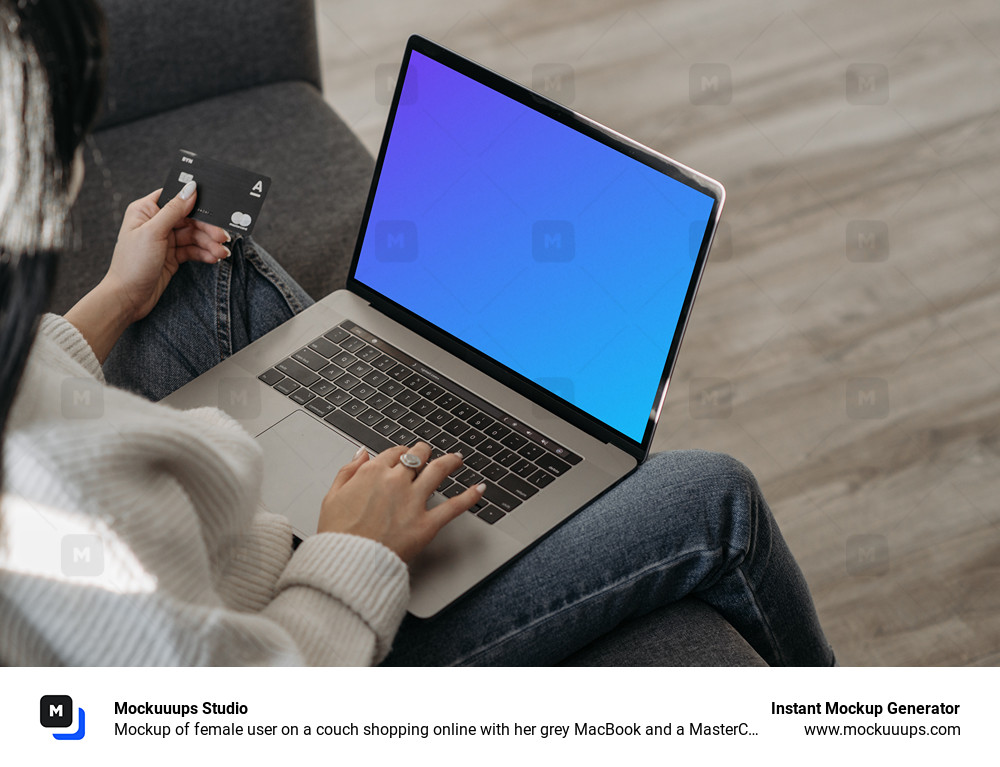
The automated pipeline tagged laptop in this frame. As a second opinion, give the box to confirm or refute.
[163,35,725,617]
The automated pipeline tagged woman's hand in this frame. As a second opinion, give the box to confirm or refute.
[318,442,486,565]
[102,183,231,324]
[65,183,231,363]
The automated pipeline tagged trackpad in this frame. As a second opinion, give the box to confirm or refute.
[255,411,360,537]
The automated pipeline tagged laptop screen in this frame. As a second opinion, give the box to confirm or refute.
[353,48,717,444]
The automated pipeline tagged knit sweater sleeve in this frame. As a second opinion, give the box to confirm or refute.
[0,314,410,666]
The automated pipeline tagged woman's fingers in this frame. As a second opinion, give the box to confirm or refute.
[174,245,222,265]
[372,444,415,468]
[413,451,463,496]
[328,446,370,493]
[186,218,231,244]
[174,225,230,259]
[428,483,486,529]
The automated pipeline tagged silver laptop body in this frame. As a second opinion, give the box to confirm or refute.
[163,36,724,617]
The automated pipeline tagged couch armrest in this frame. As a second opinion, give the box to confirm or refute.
[95,0,321,130]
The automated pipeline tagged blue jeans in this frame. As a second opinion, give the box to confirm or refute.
[103,238,834,667]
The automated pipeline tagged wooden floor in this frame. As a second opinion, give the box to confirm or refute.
[315,0,1000,666]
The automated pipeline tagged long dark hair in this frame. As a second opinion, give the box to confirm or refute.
[0,0,107,490]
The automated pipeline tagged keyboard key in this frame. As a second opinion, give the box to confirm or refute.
[388,364,411,381]
[339,336,365,353]
[290,388,316,405]
[395,389,420,407]
[455,468,483,487]
[352,383,376,400]
[500,432,527,451]
[484,423,511,440]
[463,429,487,447]
[465,453,491,472]
[372,354,397,371]
[437,478,455,494]
[342,398,366,416]
[309,338,340,359]
[276,358,320,387]
[430,432,458,451]
[419,382,445,400]
[378,380,405,397]
[411,398,436,416]
[310,379,336,397]
[367,392,392,410]
[363,370,389,387]
[481,483,522,513]
[443,418,469,437]
[398,412,424,430]
[324,326,351,344]
[482,462,507,482]
[403,373,428,390]
[319,363,343,380]
[293,347,329,371]
[452,403,477,420]
[258,368,284,386]
[375,418,399,437]
[335,373,361,390]
[427,408,451,426]
[441,483,465,498]
[382,403,406,421]
[450,439,471,456]
[477,506,507,524]
[468,412,494,431]
[494,449,519,467]
[348,360,373,377]
[511,458,536,478]
[332,351,355,368]
[553,445,582,465]
[518,442,546,462]
[478,439,503,457]
[358,408,383,426]
[498,474,538,501]
[356,345,381,362]
[535,454,571,477]
[325,388,352,406]
[414,422,441,440]
[391,428,416,445]
[527,468,555,488]
[436,393,460,411]
[306,399,334,417]
[274,378,299,395]
[323,409,394,454]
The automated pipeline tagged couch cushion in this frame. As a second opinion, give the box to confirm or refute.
[95,0,321,130]
[55,81,373,314]
[559,599,767,666]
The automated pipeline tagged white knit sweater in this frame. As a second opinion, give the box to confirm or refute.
[0,314,409,665]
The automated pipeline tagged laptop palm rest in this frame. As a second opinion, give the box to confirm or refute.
[256,411,359,536]
[256,411,523,616]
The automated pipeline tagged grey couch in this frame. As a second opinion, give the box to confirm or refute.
[55,0,764,666]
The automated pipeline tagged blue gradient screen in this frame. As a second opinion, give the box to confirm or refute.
[354,50,716,442]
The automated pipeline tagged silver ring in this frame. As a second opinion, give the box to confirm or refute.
[399,453,424,475]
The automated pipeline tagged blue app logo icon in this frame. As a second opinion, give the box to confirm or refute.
[40,695,86,740]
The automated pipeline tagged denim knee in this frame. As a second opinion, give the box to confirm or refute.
[645,449,764,558]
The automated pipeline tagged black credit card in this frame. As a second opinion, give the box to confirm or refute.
[157,150,271,237]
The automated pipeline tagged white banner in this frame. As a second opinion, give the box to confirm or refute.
[3,667,988,766]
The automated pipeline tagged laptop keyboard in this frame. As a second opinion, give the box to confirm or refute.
[257,320,582,525]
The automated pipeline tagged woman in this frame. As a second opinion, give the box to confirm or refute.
[1,0,833,665]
